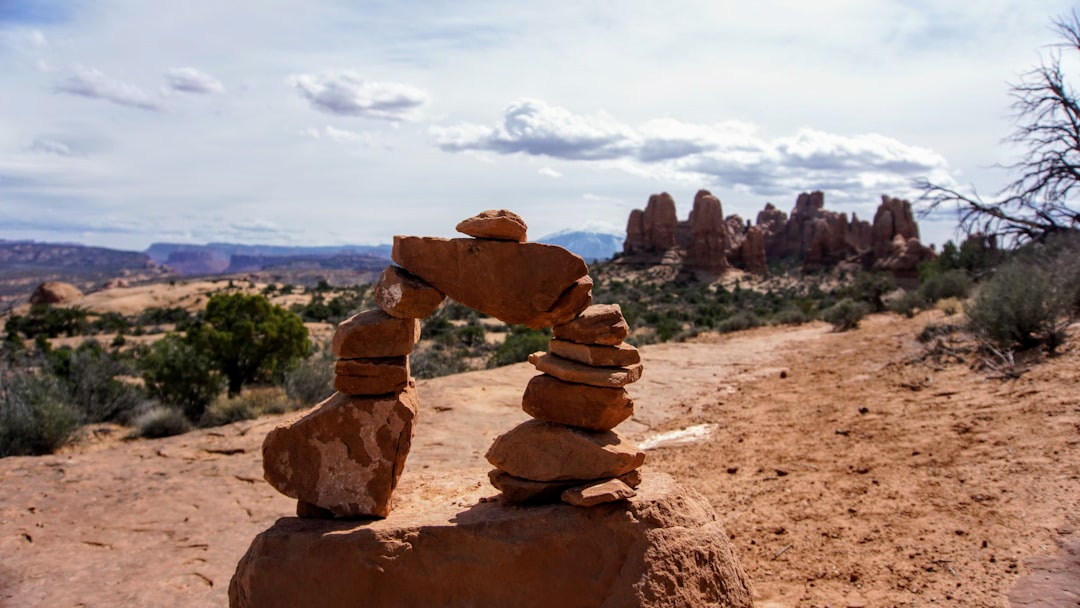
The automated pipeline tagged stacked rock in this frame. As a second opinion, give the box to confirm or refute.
[485,303,646,507]
[261,264,444,519]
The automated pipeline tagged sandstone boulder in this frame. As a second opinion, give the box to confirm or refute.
[740,225,768,274]
[485,419,645,481]
[229,472,754,608]
[562,478,636,507]
[873,234,937,279]
[548,338,640,367]
[552,303,629,346]
[623,208,646,253]
[392,236,589,329]
[527,275,594,329]
[332,309,421,359]
[455,209,528,242]
[871,195,920,259]
[685,190,729,277]
[333,357,410,396]
[529,352,643,388]
[487,469,643,505]
[373,265,445,319]
[521,374,634,431]
[643,192,678,251]
[29,281,83,305]
[262,386,418,518]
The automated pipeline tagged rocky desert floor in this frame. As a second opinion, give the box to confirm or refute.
[1,310,1078,607]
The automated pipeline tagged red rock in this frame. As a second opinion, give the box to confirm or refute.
[562,478,636,507]
[229,472,754,608]
[485,419,645,481]
[455,209,528,242]
[873,235,937,280]
[643,192,679,251]
[685,189,730,277]
[262,386,418,518]
[392,236,589,329]
[488,468,643,505]
[548,338,640,367]
[623,208,646,253]
[740,225,768,274]
[333,357,409,396]
[528,352,643,388]
[552,303,629,346]
[373,265,445,319]
[872,195,921,259]
[29,281,83,305]
[521,373,634,431]
[332,309,421,359]
[527,275,594,329]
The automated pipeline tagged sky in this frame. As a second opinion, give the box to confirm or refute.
[0,0,1076,251]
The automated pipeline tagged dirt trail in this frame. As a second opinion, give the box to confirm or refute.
[0,311,1077,607]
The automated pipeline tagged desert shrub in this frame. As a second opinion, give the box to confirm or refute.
[918,322,963,343]
[821,298,871,331]
[201,388,292,426]
[411,344,470,379]
[131,405,191,439]
[60,342,145,424]
[772,307,812,326]
[847,272,896,312]
[652,315,683,342]
[936,297,963,316]
[0,369,79,457]
[138,334,224,422]
[966,258,1071,352]
[887,290,927,318]
[487,326,550,368]
[715,311,763,334]
[918,269,972,303]
[283,349,335,406]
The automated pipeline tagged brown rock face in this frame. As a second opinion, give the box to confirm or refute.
[229,473,754,608]
[548,338,640,367]
[552,303,629,346]
[261,387,418,517]
[455,209,528,242]
[487,469,643,505]
[392,236,589,329]
[624,208,646,253]
[685,189,730,277]
[333,357,410,396]
[485,419,645,481]
[740,225,768,274]
[29,281,83,305]
[529,352,643,388]
[332,309,421,359]
[872,195,921,259]
[373,265,445,319]
[562,478,636,507]
[873,235,938,280]
[527,275,594,329]
[521,374,634,431]
[624,193,679,254]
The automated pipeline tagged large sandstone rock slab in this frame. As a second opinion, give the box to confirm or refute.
[333,357,410,396]
[553,303,629,345]
[262,387,418,517]
[529,352,643,388]
[373,265,445,319]
[549,338,640,367]
[521,373,634,431]
[229,473,754,608]
[392,236,589,328]
[485,419,644,481]
[333,309,421,359]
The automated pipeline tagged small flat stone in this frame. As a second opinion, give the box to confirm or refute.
[455,209,528,242]
[562,478,637,507]
[488,469,643,505]
[552,304,629,345]
[333,357,409,396]
[548,338,640,367]
[528,352,643,388]
[332,309,420,359]
[374,265,445,319]
[485,419,645,482]
[521,374,633,431]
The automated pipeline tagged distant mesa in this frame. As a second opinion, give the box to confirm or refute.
[620,189,936,280]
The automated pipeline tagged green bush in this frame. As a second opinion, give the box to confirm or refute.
[131,405,191,439]
[772,307,812,326]
[822,298,871,331]
[200,389,292,426]
[283,349,335,405]
[139,334,224,422]
[0,369,80,457]
[62,342,145,424]
[966,259,1070,352]
[411,344,470,379]
[487,326,550,368]
[887,290,927,318]
[716,311,763,334]
[918,269,972,303]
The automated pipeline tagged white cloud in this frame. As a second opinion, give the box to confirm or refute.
[538,166,562,178]
[288,71,429,121]
[53,66,163,111]
[29,138,72,156]
[163,67,224,94]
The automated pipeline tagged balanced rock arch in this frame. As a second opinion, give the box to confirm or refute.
[261,209,646,517]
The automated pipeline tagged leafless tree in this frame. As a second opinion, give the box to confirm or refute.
[917,11,1080,245]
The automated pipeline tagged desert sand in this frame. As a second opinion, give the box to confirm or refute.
[1,310,1077,606]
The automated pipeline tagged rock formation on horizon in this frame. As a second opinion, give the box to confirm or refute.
[621,189,935,279]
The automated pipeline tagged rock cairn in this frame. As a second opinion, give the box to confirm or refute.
[485,303,646,507]
[260,209,643,518]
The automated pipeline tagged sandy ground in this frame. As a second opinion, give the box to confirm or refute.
[0,311,1077,606]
